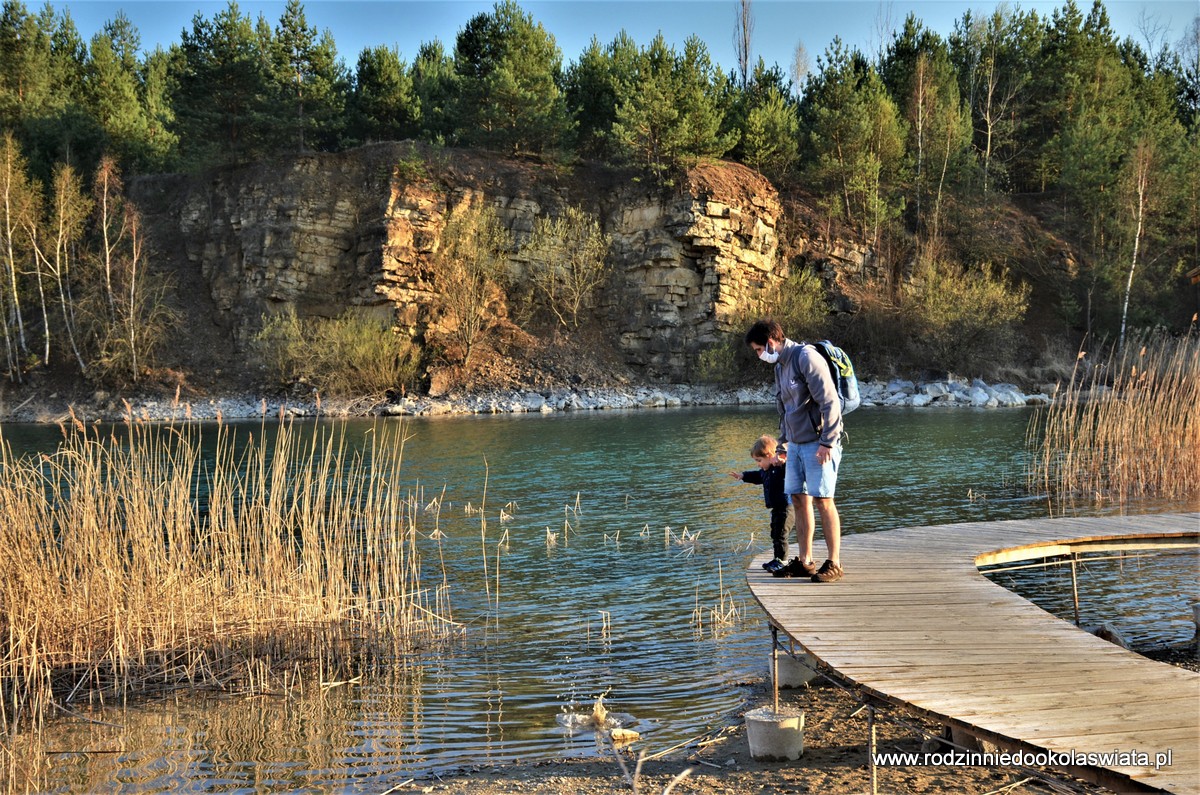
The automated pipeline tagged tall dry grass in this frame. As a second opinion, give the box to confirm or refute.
[0,416,458,733]
[1027,329,1200,509]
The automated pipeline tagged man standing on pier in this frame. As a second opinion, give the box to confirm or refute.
[745,319,844,583]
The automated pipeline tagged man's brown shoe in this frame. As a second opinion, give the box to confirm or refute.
[811,560,844,583]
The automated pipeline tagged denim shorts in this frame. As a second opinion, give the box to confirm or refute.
[784,440,841,499]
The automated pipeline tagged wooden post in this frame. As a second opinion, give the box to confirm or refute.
[1070,554,1081,626]
[868,704,878,795]
[771,624,779,714]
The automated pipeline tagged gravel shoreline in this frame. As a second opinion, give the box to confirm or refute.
[5,376,1057,424]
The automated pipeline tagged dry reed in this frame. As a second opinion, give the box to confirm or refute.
[0,417,460,733]
[1027,330,1200,509]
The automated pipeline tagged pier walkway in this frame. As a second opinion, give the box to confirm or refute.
[746,513,1200,794]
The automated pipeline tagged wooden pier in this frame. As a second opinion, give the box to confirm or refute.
[747,513,1200,794]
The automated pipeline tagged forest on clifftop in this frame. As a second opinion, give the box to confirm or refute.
[0,0,1196,396]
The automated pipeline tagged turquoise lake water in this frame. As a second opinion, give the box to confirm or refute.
[5,406,1195,792]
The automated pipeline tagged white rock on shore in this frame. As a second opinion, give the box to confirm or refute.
[6,376,1055,424]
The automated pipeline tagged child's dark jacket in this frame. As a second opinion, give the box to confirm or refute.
[741,463,788,509]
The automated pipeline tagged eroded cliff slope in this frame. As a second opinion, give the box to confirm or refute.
[133,144,794,384]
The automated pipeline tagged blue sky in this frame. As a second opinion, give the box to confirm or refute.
[61,0,1198,78]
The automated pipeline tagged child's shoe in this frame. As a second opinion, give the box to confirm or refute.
[761,558,786,573]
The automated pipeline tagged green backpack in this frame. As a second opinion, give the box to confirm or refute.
[806,340,861,414]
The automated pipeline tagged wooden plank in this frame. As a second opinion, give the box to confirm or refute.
[746,513,1200,795]
[831,668,1193,691]
[857,669,1192,693]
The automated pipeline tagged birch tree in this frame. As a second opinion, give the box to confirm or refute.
[26,162,90,371]
[950,8,1037,194]
[85,156,175,384]
[1118,136,1152,351]
[93,155,124,322]
[0,131,36,380]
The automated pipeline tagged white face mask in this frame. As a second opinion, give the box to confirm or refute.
[758,345,780,364]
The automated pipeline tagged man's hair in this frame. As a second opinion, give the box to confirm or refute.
[751,434,777,458]
[744,319,783,347]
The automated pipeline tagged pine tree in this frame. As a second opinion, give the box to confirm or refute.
[675,36,738,160]
[800,38,905,244]
[1053,21,1135,263]
[563,31,639,159]
[611,34,683,179]
[726,58,795,176]
[611,34,736,180]
[173,1,272,166]
[270,0,347,152]
[84,16,153,170]
[45,5,87,110]
[348,45,417,144]
[410,40,458,145]
[740,84,799,180]
[141,46,181,170]
[453,0,571,154]
[19,7,102,182]
[0,1,54,122]
[1026,0,1128,193]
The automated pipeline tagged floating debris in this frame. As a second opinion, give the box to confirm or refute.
[592,690,609,726]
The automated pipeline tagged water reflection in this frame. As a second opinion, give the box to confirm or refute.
[983,549,1199,649]
[5,406,1194,791]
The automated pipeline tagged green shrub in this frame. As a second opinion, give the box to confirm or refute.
[521,205,611,328]
[766,267,829,342]
[433,202,511,366]
[80,276,180,388]
[697,267,831,385]
[696,331,749,385]
[393,146,429,182]
[253,308,421,397]
[253,307,307,384]
[900,261,1030,375]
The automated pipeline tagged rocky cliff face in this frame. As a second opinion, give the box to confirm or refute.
[133,144,798,381]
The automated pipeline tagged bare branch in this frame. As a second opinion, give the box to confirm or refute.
[790,41,810,97]
[733,0,754,87]
[1135,8,1168,55]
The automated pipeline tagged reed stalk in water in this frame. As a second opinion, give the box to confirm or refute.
[1027,329,1200,509]
[0,417,459,732]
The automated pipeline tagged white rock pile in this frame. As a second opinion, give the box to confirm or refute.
[17,377,1055,424]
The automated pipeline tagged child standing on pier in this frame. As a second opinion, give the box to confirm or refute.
[729,435,795,574]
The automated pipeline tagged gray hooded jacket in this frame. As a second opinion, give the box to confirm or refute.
[774,339,843,448]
